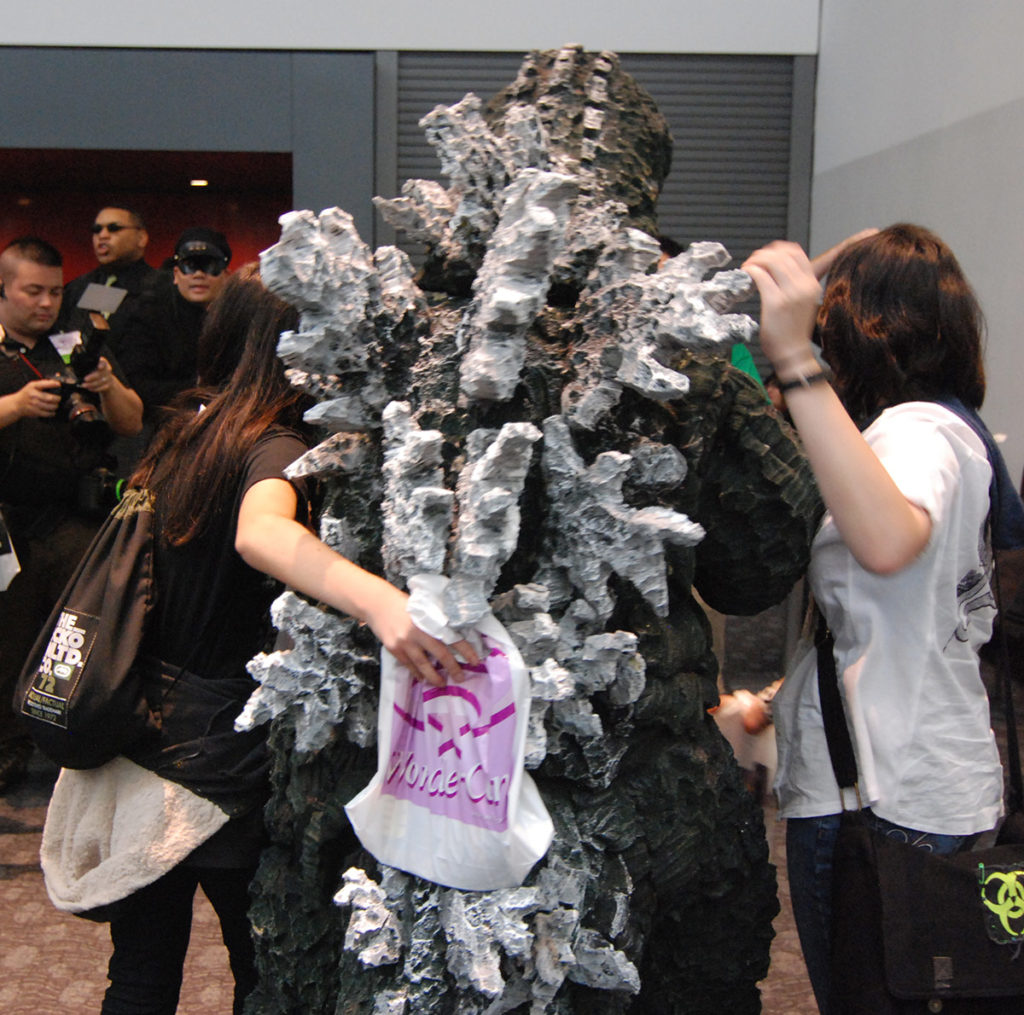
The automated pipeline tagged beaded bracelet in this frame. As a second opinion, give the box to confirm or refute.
[777,370,829,394]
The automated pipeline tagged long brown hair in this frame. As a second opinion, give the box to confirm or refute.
[132,264,307,545]
[817,223,986,423]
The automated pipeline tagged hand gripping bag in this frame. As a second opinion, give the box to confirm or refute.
[345,576,554,891]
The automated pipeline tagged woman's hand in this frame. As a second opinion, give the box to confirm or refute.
[809,227,879,280]
[742,242,822,380]
[236,478,480,686]
[360,581,479,687]
[741,241,933,575]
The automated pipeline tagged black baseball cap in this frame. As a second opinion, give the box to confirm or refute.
[174,227,231,264]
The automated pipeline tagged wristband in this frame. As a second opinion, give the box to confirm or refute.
[777,370,829,394]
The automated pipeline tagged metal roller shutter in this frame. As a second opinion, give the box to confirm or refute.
[385,50,810,271]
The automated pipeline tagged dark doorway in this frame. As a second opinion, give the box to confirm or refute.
[0,149,292,278]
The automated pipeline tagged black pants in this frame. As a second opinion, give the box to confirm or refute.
[102,863,257,1015]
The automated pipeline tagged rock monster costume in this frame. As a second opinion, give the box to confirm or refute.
[239,46,821,1015]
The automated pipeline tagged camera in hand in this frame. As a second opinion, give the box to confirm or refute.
[54,284,128,446]
[54,327,110,445]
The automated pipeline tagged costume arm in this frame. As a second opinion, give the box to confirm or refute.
[689,359,822,614]
[235,477,478,685]
[744,241,931,574]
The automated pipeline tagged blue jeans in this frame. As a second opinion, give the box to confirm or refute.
[786,812,975,1015]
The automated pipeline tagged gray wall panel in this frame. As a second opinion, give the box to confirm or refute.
[291,51,376,239]
[0,48,294,151]
[1,46,377,243]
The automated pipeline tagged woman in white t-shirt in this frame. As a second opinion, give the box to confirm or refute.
[744,224,1003,1014]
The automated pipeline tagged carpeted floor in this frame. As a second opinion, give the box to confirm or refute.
[1,751,819,1015]
[0,752,235,1014]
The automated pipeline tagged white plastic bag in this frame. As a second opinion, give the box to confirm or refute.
[0,511,19,592]
[345,576,554,891]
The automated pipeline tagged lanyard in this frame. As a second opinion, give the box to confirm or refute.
[17,351,45,381]
[0,335,47,381]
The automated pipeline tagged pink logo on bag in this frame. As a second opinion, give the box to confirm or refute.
[383,634,516,831]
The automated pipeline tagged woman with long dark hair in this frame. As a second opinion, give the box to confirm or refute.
[744,225,1016,1013]
[96,267,475,1014]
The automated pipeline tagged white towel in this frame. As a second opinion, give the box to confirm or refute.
[41,756,228,913]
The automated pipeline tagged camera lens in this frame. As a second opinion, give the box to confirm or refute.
[65,391,110,446]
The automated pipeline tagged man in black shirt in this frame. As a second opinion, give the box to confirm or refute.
[57,206,157,336]
[0,236,142,791]
[112,227,232,431]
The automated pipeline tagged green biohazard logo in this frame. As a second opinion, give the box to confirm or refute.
[979,864,1024,944]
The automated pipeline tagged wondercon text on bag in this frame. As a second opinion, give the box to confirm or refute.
[345,600,553,892]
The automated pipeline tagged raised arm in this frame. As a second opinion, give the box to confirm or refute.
[235,477,478,685]
[743,241,931,574]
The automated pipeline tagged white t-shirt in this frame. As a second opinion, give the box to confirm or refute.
[774,402,1003,835]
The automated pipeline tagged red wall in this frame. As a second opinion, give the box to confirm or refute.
[4,190,291,280]
[1,150,293,282]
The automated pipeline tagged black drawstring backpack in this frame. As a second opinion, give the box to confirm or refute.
[15,487,161,769]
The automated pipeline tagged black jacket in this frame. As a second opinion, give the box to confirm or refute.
[108,271,206,425]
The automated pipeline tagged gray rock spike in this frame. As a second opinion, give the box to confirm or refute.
[444,422,542,625]
[562,240,760,427]
[540,415,704,622]
[374,179,457,248]
[459,170,577,403]
[335,868,404,967]
[236,591,378,752]
[381,402,454,584]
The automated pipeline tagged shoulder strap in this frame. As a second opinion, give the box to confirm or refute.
[992,560,1024,814]
[815,610,860,794]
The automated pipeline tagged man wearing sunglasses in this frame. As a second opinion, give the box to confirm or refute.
[170,228,231,308]
[109,228,232,460]
[58,207,157,335]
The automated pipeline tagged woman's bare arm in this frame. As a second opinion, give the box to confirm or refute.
[235,477,478,684]
[743,241,931,574]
